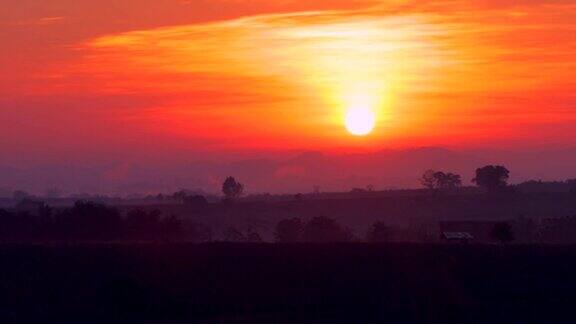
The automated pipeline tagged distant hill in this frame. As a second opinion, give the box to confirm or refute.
[1,146,575,196]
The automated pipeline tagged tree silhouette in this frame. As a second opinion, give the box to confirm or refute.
[439,172,462,189]
[472,165,510,192]
[245,231,263,243]
[420,170,462,190]
[567,179,576,194]
[0,209,14,239]
[274,217,303,242]
[223,227,245,242]
[56,200,122,240]
[367,221,389,243]
[187,222,213,243]
[0,208,37,240]
[162,214,183,241]
[491,222,514,243]
[125,208,162,240]
[12,190,31,201]
[222,177,244,201]
[421,170,438,190]
[172,190,189,203]
[303,216,353,243]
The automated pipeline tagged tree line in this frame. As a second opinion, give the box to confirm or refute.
[421,165,511,192]
[0,200,197,242]
[1,166,575,243]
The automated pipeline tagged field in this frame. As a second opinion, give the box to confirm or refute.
[1,243,576,322]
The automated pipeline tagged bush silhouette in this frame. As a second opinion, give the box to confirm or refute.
[367,221,389,243]
[274,217,304,242]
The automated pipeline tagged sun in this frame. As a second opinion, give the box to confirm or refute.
[345,107,376,136]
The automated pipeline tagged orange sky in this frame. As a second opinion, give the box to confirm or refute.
[1,0,575,164]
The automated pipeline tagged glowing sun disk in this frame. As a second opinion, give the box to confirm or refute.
[345,107,375,136]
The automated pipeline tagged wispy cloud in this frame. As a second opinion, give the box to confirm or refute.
[4,16,65,26]
[3,0,576,156]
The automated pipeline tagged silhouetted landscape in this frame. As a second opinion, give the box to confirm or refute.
[2,164,576,243]
[1,164,576,322]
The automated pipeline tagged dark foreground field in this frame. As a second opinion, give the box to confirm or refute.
[1,243,576,323]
